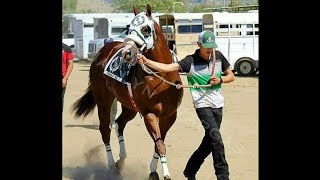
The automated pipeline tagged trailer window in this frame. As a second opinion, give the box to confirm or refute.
[161,26,174,33]
[254,24,259,35]
[191,25,202,33]
[178,26,190,33]
[67,33,74,38]
[177,25,202,34]
[216,24,229,36]
[84,24,94,28]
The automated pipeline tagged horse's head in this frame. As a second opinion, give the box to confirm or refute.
[122,4,157,62]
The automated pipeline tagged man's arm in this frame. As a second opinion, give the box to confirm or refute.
[62,60,73,88]
[218,50,235,83]
[137,54,180,72]
[64,60,73,80]
[221,68,235,83]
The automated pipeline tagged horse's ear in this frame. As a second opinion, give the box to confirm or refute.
[133,5,139,15]
[146,4,152,17]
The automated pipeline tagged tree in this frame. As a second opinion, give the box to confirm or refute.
[229,0,241,7]
[63,0,78,15]
[191,3,210,13]
[112,0,181,13]
[173,0,188,13]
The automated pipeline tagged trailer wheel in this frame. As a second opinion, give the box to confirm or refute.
[237,59,255,76]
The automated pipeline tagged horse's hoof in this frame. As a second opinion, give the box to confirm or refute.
[148,172,160,180]
[164,175,171,180]
[116,158,125,171]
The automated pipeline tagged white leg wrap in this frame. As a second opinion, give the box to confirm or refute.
[118,136,127,159]
[150,152,159,172]
[160,155,170,177]
[105,144,116,167]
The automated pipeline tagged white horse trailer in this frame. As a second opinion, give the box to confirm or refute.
[202,12,259,76]
[62,13,134,60]
[159,13,205,60]
[87,13,163,61]
[88,17,133,60]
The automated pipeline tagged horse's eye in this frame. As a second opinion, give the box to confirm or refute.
[141,26,151,37]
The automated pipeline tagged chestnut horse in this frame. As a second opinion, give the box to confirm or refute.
[72,4,183,180]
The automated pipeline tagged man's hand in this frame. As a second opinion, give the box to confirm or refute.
[209,75,221,85]
[136,54,148,65]
[62,78,68,88]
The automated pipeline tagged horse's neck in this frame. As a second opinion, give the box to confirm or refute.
[149,44,171,64]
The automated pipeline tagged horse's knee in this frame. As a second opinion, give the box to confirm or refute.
[155,139,166,155]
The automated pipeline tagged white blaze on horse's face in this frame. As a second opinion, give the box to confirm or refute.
[124,12,155,51]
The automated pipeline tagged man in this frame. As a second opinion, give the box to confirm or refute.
[136,30,235,180]
[62,43,74,112]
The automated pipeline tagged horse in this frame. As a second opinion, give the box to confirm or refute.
[72,4,183,180]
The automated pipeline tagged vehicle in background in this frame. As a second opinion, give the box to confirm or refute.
[159,13,205,59]
[88,29,128,61]
[202,12,258,76]
[87,26,179,63]
[62,13,134,60]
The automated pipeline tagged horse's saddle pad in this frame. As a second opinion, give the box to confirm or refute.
[103,48,133,84]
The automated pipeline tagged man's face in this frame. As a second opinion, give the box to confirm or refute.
[197,42,214,60]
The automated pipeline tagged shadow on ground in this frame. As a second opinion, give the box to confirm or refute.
[63,145,150,180]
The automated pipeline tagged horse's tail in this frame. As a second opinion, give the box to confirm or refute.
[72,86,96,119]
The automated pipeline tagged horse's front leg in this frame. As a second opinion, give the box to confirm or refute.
[149,152,160,180]
[144,113,171,180]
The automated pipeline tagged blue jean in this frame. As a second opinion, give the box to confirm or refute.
[184,107,229,180]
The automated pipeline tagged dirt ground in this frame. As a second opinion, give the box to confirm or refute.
[62,60,258,180]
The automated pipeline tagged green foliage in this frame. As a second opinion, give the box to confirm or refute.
[191,3,210,13]
[63,0,78,14]
[80,9,94,13]
[173,0,187,13]
[229,0,241,7]
[112,0,187,13]
[245,1,258,6]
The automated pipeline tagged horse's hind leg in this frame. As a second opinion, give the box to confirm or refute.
[92,83,117,170]
[96,101,119,172]
[144,113,172,180]
[114,105,137,170]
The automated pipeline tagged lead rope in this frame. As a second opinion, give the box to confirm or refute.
[140,49,216,89]
[138,45,183,88]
